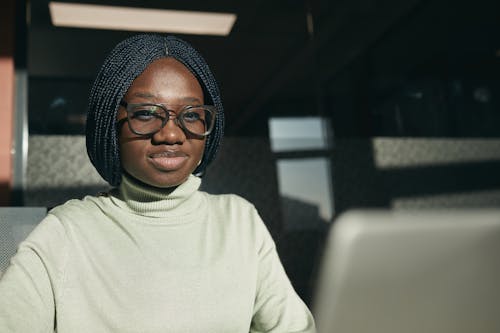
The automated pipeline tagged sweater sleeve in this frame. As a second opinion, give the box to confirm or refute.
[250,210,317,333]
[0,214,68,333]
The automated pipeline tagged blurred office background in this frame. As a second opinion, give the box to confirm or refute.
[1,0,500,304]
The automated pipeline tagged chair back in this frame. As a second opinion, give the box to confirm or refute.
[0,207,47,275]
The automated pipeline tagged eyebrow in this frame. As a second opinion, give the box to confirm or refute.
[131,92,157,99]
[130,93,202,105]
[181,96,203,105]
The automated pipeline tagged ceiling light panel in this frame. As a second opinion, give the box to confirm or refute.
[49,2,237,36]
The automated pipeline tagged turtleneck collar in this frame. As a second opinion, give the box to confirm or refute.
[108,174,203,219]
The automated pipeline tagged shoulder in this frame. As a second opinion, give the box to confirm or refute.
[48,194,110,221]
[203,192,255,209]
[201,192,260,220]
[39,195,116,240]
[25,196,99,237]
[201,192,272,241]
[21,196,99,243]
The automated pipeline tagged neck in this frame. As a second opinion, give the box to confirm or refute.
[108,173,203,218]
[122,171,179,195]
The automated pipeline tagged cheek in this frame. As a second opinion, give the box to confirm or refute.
[118,131,127,159]
[118,134,143,171]
[194,139,206,161]
[119,142,132,172]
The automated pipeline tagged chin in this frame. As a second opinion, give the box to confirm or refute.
[124,170,190,190]
[144,175,190,189]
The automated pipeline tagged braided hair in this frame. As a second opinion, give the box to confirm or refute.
[86,34,224,187]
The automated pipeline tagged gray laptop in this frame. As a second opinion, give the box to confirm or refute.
[313,209,500,333]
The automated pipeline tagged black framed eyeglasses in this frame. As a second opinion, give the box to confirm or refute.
[117,100,216,138]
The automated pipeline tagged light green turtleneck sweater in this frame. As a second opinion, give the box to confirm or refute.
[0,175,316,332]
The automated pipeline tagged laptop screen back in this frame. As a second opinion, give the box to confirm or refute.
[313,209,500,333]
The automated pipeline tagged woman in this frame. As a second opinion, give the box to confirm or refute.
[0,34,316,332]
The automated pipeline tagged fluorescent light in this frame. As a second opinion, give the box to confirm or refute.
[49,2,237,36]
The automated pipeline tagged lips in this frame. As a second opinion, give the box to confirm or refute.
[148,150,188,171]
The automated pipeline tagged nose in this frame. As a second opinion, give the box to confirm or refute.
[151,116,186,145]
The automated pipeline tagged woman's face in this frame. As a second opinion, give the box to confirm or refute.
[117,57,206,188]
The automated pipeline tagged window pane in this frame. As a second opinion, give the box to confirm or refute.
[269,117,329,152]
[276,158,333,230]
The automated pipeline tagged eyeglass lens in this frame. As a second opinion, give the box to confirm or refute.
[127,104,214,136]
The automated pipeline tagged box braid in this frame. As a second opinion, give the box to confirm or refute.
[86,34,224,187]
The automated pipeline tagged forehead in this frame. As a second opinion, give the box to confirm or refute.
[125,57,204,101]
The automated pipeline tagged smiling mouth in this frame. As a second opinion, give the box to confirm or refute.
[148,151,188,171]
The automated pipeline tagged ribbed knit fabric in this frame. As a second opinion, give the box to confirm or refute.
[110,174,203,218]
[0,178,316,333]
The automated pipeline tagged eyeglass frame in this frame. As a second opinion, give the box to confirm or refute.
[116,100,217,138]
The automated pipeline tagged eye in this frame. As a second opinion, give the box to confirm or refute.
[132,110,156,121]
[182,110,202,123]
[130,106,162,121]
